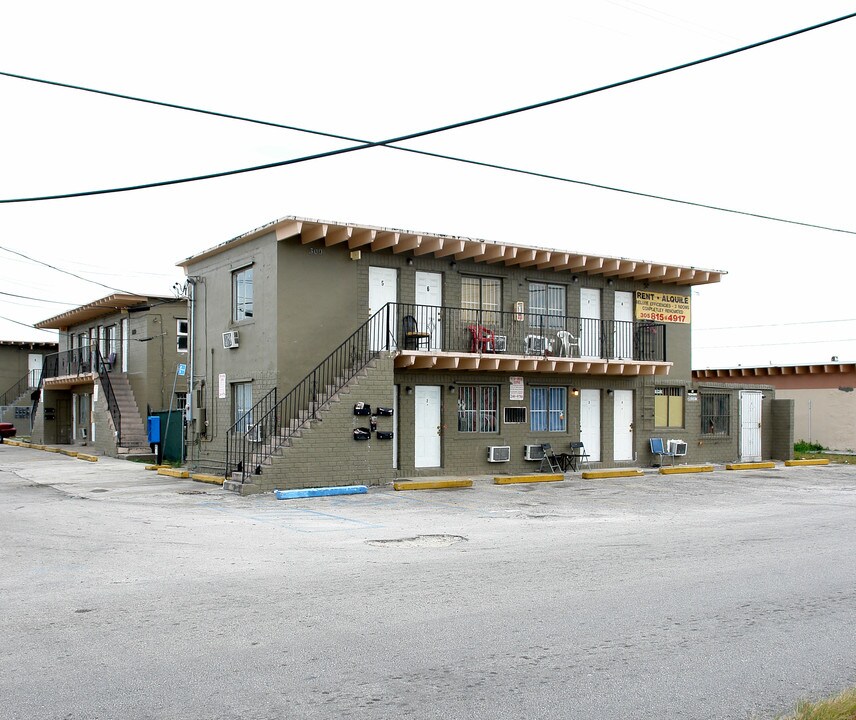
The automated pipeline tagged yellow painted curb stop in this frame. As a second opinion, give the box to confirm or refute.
[157,468,190,478]
[784,459,830,466]
[43,447,61,453]
[582,469,644,479]
[394,479,472,491]
[726,462,776,470]
[191,473,224,485]
[494,474,564,485]
[60,449,79,457]
[659,465,714,475]
[145,464,170,471]
[77,453,98,462]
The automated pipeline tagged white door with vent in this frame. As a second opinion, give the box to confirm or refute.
[613,291,634,359]
[740,391,763,461]
[369,266,398,350]
[580,389,601,462]
[613,389,634,462]
[415,271,442,350]
[580,288,601,358]
[414,385,442,468]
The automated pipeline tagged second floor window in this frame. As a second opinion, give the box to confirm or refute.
[177,319,189,353]
[462,276,501,325]
[528,282,565,329]
[233,266,254,321]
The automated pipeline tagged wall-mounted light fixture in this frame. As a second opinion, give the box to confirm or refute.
[572,275,579,283]
[607,279,614,287]
[449,260,457,270]
[405,386,413,395]
[606,388,614,396]
[350,250,361,261]
[571,388,580,397]
[406,257,414,266]
[448,385,456,393]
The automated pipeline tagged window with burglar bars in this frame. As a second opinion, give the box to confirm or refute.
[655,386,683,428]
[528,282,565,329]
[458,385,499,433]
[530,386,567,432]
[701,392,731,435]
[461,276,501,325]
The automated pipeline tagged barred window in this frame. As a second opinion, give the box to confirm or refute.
[530,386,567,432]
[655,386,683,428]
[458,385,499,433]
[701,392,731,435]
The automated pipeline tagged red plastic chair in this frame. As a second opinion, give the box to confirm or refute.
[467,325,496,353]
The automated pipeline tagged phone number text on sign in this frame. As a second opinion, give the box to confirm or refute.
[635,291,691,324]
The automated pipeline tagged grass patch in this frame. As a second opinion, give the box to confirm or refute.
[775,687,856,719]
[795,440,825,453]
[793,451,855,464]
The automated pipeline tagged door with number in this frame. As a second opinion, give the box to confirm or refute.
[579,389,601,462]
[369,267,398,350]
[612,389,634,462]
[580,288,601,358]
[415,271,442,350]
[414,385,442,468]
[740,390,763,461]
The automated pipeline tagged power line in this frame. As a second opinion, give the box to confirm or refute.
[0,314,57,334]
[0,245,134,294]
[0,9,854,230]
[0,290,84,305]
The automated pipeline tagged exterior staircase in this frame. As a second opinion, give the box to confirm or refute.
[106,372,150,452]
[222,362,371,493]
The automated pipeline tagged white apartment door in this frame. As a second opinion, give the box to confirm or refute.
[415,271,443,350]
[613,291,634,360]
[740,391,763,461]
[121,318,130,372]
[414,385,442,468]
[580,288,601,358]
[579,388,601,462]
[27,353,42,387]
[369,266,398,350]
[613,389,634,462]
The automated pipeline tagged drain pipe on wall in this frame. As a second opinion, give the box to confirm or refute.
[186,277,198,460]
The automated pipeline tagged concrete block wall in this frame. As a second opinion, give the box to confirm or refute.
[91,382,120,457]
[248,356,395,493]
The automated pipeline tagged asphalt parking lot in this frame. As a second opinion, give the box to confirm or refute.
[3,442,856,720]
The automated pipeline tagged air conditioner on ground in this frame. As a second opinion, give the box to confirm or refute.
[487,445,511,462]
[669,439,688,457]
[223,331,240,349]
[493,335,507,352]
[524,444,545,461]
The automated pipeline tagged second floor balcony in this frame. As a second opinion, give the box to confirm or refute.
[378,303,671,376]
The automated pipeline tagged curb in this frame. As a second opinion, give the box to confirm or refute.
[393,479,473,491]
[726,462,776,470]
[77,453,98,462]
[157,468,190,478]
[494,474,564,485]
[275,485,368,500]
[191,473,225,485]
[582,469,644,479]
[785,459,830,467]
[659,465,714,475]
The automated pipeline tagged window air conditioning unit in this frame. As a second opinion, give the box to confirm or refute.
[669,439,688,457]
[493,335,507,352]
[222,331,240,349]
[524,444,545,461]
[487,445,511,462]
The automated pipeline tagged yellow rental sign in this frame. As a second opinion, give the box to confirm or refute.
[635,291,691,324]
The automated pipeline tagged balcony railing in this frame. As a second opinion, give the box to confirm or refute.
[42,346,123,380]
[391,303,666,362]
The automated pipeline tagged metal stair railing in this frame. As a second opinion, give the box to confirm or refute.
[94,348,122,446]
[1,373,34,407]
[227,303,392,483]
[224,387,277,479]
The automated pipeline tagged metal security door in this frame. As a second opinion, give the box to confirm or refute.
[580,288,601,358]
[740,391,763,461]
[579,388,601,462]
[415,271,442,350]
[613,291,634,359]
[613,389,634,462]
[369,266,398,350]
[414,385,441,468]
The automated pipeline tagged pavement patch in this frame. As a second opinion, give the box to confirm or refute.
[366,534,467,548]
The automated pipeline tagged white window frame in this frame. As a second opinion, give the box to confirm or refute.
[528,282,565,330]
[233,266,254,322]
[177,319,189,353]
[530,386,567,433]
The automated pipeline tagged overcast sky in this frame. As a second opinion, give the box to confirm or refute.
[1,1,854,369]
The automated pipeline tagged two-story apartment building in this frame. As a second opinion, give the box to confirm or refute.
[30,293,189,456]
[179,215,792,494]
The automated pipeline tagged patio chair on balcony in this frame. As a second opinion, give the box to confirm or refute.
[467,325,496,353]
[402,315,430,350]
[555,330,580,358]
